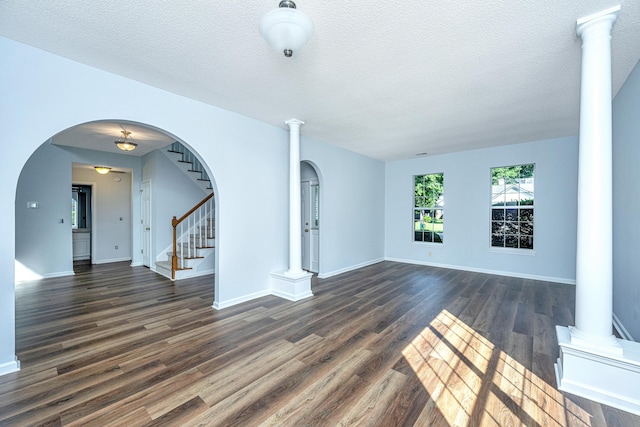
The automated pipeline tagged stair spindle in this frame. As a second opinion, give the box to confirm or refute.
[169,180,214,280]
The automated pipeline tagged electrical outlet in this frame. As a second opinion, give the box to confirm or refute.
[428,251,432,257]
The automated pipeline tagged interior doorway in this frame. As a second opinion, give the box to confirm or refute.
[141,180,151,268]
[301,161,320,273]
[71,182,95,270]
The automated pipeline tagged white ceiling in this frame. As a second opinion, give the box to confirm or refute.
[1,1,639,161]
[51,121,176,157]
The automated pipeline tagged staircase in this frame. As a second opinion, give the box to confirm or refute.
[155,141,215,281]
[162,142,213,194]
[155,193,215,280]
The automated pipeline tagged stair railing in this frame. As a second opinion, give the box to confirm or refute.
[171,192,215,280]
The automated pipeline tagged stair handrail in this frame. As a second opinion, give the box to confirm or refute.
[171,192,214,279]
[172,193,214,226]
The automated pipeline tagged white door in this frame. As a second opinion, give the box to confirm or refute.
[310,184,320,273]
[301,181,311,271]
[142,180,152,267]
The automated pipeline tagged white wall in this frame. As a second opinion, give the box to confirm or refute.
[613,59,640,341]
[142,150,209,265]
[385,137,579,283]
[65,146,143,266]
[15,144,140,279]
[15,143,74,278]
[0,36,292,373]
[301,137,386,277]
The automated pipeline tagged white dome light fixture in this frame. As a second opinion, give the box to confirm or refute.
[94,166,112,175]
[260,1,314,58]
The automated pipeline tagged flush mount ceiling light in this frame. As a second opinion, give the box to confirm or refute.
[260,0,314,57]
[114,130,137,151]
[94,166,112,175]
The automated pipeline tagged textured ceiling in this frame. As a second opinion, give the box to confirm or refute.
[51,121,176,157]
[1,1,639,161]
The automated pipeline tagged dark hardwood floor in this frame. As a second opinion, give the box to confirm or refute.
[1,261,638,426]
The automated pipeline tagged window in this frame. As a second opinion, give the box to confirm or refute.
[414,173,444,243]
[491,164,534,250]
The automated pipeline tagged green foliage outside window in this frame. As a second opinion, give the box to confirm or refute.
[414,173,444,243]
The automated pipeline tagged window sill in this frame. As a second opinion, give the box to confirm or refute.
[413,241,445,247]
[489,247,535,256]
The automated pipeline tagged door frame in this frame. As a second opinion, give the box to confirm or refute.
[141,180,152,268]
[71,180,97,264]
[301,180,311,271]
[301,178,319,273]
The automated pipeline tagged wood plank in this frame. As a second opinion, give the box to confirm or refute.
[0,261,637,426]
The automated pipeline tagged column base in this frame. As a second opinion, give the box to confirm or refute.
[555,325,640,416]
[568,325,623,355]
[271,271,313,302]
[0,356,20,376]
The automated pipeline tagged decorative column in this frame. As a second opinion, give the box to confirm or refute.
[556,5,640,416]
[284,119,306,278]
[571,5,621,352]
[270,119,313,301]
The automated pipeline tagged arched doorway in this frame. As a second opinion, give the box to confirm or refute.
[301,161,320,273]
[14,119,219,301]
[2,38,293,374]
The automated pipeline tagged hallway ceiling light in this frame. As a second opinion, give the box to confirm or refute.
[114,130,137,151]
[260,0,314,58]
[94,166,111,174]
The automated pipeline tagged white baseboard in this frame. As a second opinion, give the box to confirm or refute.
[213,289,272,310]
[385,257,575,285]
[94,257,132,265]
[613,313,635,341]
[130,261,143,267]
[16,269,75,284]
[272,289,313,301]
[318,258,385,279]
[0,357,20,376]
[42,270,75,279]
[174,269,215,282]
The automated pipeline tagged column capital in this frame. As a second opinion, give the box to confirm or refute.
[577,5,619,37]
[285,118,305,128]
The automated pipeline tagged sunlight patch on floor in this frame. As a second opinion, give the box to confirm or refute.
[402,310,593,426]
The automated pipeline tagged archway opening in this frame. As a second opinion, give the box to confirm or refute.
[301,160,321,274]
[14,119,219,366]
